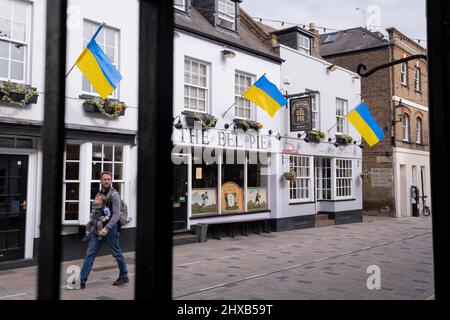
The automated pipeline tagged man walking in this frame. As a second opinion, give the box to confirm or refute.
[79,171,129,289]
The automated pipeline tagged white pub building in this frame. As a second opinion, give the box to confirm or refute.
[0,0,362,266]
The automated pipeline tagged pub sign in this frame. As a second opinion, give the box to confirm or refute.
[290,96,312,132]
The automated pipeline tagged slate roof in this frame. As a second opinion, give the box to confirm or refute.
[319,27,389,57]
[174,8,281,62]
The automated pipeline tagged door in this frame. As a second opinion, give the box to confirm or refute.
[399,164,409,217]
[0,155,28,262]
[172,161,188,231]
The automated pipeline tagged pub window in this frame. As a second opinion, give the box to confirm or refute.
[91,144,124,201]
[174,0,187,12]
[289,155,313,202]
[306,89,319,130]
[235,72,254,120]
[221,150,245,214]
[297,33,311,55]
[63,144,80,222]
[0,0,31,83]
[191,149,218,216]
[82,20,120,98]
[184,57,208,112]
[335,159,353,199]
[336,98,348,134]
[401,62,408,86]
[217,0,237,31]
[247,152,269,212]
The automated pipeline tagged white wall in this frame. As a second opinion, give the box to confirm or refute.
[393,147,431,217]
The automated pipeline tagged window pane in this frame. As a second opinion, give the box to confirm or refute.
[92,162,101,180]
[65,162,79,181]
[66,144,80,160]
[105,46,114,62]
[91,182,100,200]
[92,144,102,161]
[66,183,79,201]
[10,43,24,61]
[12,21,25,41]
[0,0,12,19]
[103,162,112,174]
[82,76,91,92]
[114,146,123,162]
[0,40,8,58]
[13,1,27,23]
[10,61,23,80]
[105,29,115,47]
[114,163,123,180]
[65,202,79,221]
[0,58,8,77]
[0,17,11,38]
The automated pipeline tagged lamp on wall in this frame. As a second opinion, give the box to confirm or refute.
[221,49,236,59]
[224,121,235,130]
[173,116,183,130]
[354,140,365,149]
[327,64,338,72]
[393,99,404,124]
[269,129,282,141]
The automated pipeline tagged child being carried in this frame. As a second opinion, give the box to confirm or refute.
[83,193,111,241]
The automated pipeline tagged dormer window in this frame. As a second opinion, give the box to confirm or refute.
[298,33,311,55]
[174,0,188,12]
[217,0,236,31]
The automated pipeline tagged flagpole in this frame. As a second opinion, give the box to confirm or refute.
[65,22,106,79]
[222,101,237,117]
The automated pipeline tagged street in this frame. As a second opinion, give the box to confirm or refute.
[0,216,434,300]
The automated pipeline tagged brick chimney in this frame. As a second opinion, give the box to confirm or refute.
[309,23,321,57]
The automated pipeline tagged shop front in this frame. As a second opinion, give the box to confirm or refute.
[172,127,276,231]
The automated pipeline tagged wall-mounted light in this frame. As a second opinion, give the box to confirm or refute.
[224,121,235,130]
[393,99,404,124]
[269,129,282,141]
[221,49,236,59]
[173,116,183,130]
[327,64,338,72]
[354,140,365,149]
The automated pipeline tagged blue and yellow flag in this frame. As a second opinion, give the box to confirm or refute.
[76,24,122,99]
[242,75,287,118]
[346,102,384,147]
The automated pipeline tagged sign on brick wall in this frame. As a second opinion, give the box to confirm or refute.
[371,168,393,187]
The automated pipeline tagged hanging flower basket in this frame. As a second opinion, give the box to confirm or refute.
[306,130,326,144]
[282,171,297,182]
[81,95,127,119]
[0,80,39,107]
[182,111,217,130]
[233,118,263,132]
[335,134,354,146]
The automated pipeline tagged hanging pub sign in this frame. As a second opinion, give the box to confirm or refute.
[290,96,312,132]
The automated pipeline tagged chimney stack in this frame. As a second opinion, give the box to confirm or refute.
[309,23,321,57]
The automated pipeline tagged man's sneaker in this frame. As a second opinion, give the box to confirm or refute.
[113,277,129,286]
[80,283,86,289]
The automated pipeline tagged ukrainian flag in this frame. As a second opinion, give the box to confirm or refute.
[346,102,385,147]
[242,75,287,118]
[76,24,122,99]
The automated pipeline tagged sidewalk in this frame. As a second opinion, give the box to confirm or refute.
[0,215,434,300]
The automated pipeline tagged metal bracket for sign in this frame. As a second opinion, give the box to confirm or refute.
[284,90,319,99]
[357,54,427,77]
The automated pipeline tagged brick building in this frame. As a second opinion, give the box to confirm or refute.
[319,27,430,217]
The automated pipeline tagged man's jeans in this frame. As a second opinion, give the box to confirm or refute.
[80,226,128,284]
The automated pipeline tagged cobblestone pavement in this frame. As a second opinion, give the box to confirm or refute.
[0,216,434,300]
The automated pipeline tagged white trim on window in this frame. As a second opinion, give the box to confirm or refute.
[184,57,209,113]
[235,71,254,120]
[416,117,422,144]
[414,67,421,92]
[82,20,120,99]
[62,143,81,224]
[402,114,410,142]
[336,98,348,134]
[297,33,311,55]
[217,0,237,30]
[0,0,31,83]
[401,62,408,86]
[334,158,353,200]
[306,89,319,130]
[289,155,314,203]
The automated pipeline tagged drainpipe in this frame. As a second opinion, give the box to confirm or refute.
[389,41,399,217]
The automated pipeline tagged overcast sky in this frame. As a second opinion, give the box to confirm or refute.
[241,0,427,45]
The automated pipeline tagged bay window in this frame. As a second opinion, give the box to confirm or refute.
[335,159,353,199]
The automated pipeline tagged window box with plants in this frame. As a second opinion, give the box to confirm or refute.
[81,94,127,119]
[335,133,354,146]
[305,130,326,144]
[0,80,39,107]
[233,118,263,132]
[182,110,217,130]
